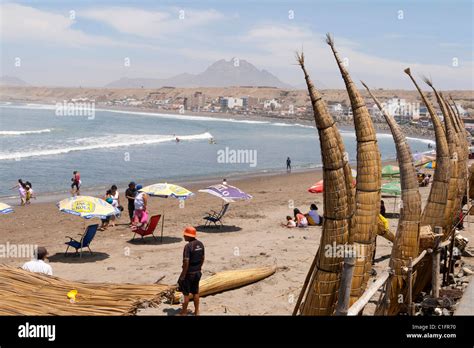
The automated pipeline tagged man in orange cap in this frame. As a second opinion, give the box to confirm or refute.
[178,226,205,315]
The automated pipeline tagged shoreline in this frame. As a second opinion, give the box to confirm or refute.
[1,159,398,206]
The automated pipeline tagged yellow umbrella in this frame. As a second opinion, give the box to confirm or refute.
[0,203,13,215]
[139,183,194,199]
[139,183,194,242]
[57,196,119,219]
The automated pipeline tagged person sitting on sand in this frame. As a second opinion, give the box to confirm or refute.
[133,185,149,227]
[294,208,308,228]
[281,215,296,228]
[10,179,27,206]
[178,226,205,316]
[22,247,52,276]
[125,182,137,226]
[419,173,427,187]
[380,200,387,218]
[306,204,322,226]
[423,174,431,187]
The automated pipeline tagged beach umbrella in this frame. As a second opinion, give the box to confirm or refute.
[381,182,401,196]
[381,181,402,211]
[57,196,119,219]
[139,183,194,200]
[413,153,436,167]
[382,165,400,177]
[139,183,194,242]
[0,203,13,214]
[422,161,436,169]
[308,177,356,193]
[198,184,252,203]
[308,180,324,194]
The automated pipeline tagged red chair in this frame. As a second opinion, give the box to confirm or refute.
[132,215,161,241]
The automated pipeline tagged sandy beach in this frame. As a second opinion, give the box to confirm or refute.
[3,167,465,316]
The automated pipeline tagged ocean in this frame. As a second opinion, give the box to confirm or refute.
[0,102,434,198]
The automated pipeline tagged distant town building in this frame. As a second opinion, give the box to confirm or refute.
[242,96,259,110]
[219,97,244,110]
[188,91,206,111]
[382,98,420,122]
[263,99,281,110]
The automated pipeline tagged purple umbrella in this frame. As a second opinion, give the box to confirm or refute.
[198,184,252,203]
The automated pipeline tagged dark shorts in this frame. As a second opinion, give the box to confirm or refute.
[179,272,202,295]
[128,203,135,219]
[71,182,80,190]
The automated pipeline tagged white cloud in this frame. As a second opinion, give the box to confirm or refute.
[80,7,225,39]
[1,3,121,47]
[235,24,473,89]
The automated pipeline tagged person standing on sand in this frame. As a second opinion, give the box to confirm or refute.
[286,157,291,172]
[71,171,81,196]
[10,179,26,206]
[133,185,148,226]
[125,182,137,226]
[178,226,205,316]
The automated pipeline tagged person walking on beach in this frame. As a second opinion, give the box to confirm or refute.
[178,226,205,316]
[22,247,53,276]
[10,179,27,206]
[125,182,137,225]
[71,171,81,196]
[133,185,148,226]
[286,157,292,173]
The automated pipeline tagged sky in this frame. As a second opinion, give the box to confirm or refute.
[1,0,473,89]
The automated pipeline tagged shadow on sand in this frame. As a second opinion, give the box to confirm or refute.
[48,251,110,263]
[126,236,182,245]
[195,225,242,233]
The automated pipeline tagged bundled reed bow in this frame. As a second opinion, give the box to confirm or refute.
[327,34,382,305]
[294,52,355,315]
[363,82,421,315]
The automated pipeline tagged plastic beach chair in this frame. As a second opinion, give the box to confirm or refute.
[65,224,99,257]
[132,215,161,241]
[203,203,229,228]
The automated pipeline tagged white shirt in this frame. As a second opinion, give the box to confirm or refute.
[111,191,119,208]
[134,192,146,210]
[22,259,53,276]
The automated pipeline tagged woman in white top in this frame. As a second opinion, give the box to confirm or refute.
[107,185,121,227]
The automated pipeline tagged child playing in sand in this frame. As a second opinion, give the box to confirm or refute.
[25,184,35,204]
[282,216,296,228]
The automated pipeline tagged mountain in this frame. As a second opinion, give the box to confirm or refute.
[0,76,28,86]
[105,59,292,89]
